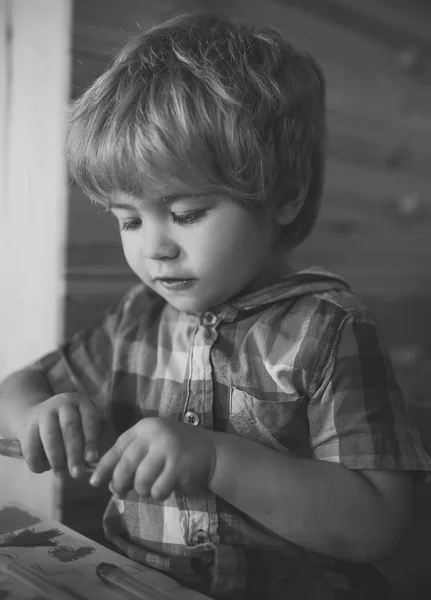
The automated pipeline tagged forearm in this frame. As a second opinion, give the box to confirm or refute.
[0,368,53,437]
[208,431,410,562]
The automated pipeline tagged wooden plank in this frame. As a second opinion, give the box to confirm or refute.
[281,0,431,50]
[327,0,431,42]
[325,157,431,204]
[298,199,431,258]
[327,109,431,180]
[73,0,161,33]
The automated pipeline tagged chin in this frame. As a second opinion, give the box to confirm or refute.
[169,299,209,314]
[163,294,219,315]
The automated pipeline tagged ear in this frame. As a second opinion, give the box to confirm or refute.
[275,183,308,225]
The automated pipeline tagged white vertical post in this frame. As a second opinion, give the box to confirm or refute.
[0,0,72,518]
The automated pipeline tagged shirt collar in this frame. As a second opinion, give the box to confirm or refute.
[214,266,351,323]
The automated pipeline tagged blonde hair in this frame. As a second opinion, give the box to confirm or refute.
[67,11,326,247]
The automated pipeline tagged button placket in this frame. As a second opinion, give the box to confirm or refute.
[180,314,218,558]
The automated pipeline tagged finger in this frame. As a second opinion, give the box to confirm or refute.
[134,452,165,498]
[89,441,124,487]
[110,445,146,499]
[21,424,49,474]
[150,461,177,501]
[39,412,68,477]
[78,400,101,463]
[58,404,85,478]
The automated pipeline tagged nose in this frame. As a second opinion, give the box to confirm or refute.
[140,220,179,260]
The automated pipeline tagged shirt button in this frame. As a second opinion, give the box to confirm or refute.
[190,530,210,545]
[183,411,200,426]
[201,311,218,326]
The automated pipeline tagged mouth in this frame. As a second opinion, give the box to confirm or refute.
[155,277,196,291]
[155,277,194,282]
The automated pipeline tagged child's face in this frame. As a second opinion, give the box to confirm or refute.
[110,183,287,313]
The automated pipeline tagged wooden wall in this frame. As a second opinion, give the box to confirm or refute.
[64,0,431,537]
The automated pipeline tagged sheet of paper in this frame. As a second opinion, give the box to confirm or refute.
[0,503,209,599]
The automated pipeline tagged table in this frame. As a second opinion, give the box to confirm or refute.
[0,502,210,599]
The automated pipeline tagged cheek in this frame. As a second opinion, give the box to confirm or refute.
[121,238,141,270]
[194,224,265,280]
[211,223,263,261]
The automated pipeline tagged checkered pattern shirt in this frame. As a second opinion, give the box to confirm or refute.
[32,267,431,599]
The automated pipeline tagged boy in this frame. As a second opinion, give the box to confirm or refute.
[0,11,430,600]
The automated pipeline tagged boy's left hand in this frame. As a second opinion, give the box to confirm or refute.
[89,417,216,500]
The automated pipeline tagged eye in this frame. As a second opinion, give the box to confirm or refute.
[120,218,142,232]
[171,209,207,226]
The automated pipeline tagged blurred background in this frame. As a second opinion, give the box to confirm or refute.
[1,0,431,594]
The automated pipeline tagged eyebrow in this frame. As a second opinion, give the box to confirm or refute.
[109,193,208,210]
[109,201,141,210]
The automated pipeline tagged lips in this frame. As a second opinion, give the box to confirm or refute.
[154,276,194,282]
[155,278,197,291]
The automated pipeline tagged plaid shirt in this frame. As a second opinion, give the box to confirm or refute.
[33,267,431,599]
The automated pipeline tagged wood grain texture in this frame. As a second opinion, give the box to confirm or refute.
[327,0,431,41]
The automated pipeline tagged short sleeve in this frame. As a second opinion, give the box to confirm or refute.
[29,284,142,415]
[307,310,431,481]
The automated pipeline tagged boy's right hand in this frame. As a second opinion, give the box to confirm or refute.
[17,392,101,479]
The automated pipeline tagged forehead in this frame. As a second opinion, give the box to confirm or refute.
[110,178,211,208]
